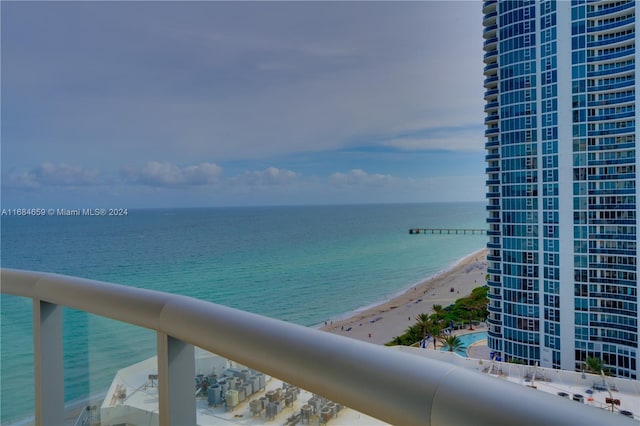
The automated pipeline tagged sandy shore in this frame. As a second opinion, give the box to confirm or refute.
[321,248,488,345]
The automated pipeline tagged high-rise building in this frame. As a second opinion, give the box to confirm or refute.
[483,0,638,378]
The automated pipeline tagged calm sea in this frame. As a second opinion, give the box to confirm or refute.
[0,202,486,423]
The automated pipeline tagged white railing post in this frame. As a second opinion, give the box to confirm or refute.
[157,332,196,426]
[33,300,64,426]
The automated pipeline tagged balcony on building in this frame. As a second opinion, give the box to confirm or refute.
[481,0,497,15]
[483,62,498,76]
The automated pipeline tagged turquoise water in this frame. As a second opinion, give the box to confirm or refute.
[441,331,488,357]
[1,202,486,423]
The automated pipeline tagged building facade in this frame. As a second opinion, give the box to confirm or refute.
[483,0,638,379]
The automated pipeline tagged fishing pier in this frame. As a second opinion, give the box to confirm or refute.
[409,228,487,235]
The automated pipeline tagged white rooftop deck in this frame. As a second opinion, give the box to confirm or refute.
[100,344,640,426]
[100,349,387,426]
[395,346,640,423]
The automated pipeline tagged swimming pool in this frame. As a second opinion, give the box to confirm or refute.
[440,331,487,357]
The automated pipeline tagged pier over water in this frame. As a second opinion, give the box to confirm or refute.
[409,228,487,235]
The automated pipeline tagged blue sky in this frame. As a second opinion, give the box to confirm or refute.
[2,1,485,208]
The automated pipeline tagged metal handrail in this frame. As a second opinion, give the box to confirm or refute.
[2,268,635,426]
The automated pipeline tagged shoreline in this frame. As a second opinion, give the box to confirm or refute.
[321,248,488,345]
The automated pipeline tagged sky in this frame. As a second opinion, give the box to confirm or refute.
[2,1,486,208]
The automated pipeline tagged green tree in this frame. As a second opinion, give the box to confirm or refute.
[464,299,487,330]
[432,304,446,321]
[584,356,605,374]
[441,335,466,353]
[425,320,444,350]
[388,285,489,346]
[464,303,477,330]
[386,323,423,346]
[415,313,431,341]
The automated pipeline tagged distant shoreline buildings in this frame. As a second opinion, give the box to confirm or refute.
[483,0,638,378]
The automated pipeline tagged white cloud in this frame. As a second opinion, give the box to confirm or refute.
[122,161,222,187]
[232,167,300,186]
[4,172,40,190]
[4,162,102,189]
[330,169,395,187]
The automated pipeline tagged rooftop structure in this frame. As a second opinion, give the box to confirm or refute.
[396,346,640,422]
[98,348,386,426]
[93,344,640,425]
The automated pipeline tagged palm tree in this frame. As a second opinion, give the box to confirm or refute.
[432,304,446,321]
[415,313,431,342]
[441,335,466,353]
[425,320,444,350]
[464,299,486,330]
[464,304,476,330]
[389,335,404,346]
[584,356,605,374]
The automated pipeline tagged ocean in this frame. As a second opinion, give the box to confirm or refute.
[0,202,486,424]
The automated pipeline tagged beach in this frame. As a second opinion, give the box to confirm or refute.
[321,248,488,345]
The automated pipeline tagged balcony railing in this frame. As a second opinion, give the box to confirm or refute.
[2,268,636,426]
